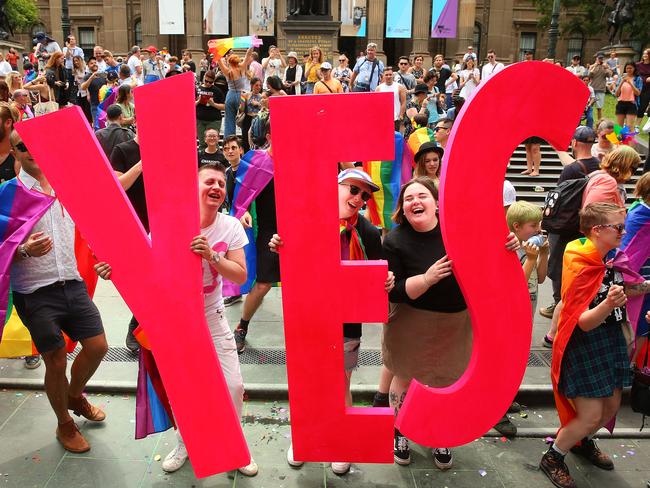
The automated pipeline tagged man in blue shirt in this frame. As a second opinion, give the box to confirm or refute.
[350,42,384,92]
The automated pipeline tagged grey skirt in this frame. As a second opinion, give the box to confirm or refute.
[382,302,472,387]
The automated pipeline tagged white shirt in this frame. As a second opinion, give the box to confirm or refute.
[11,170,81,294]
[262,58,283,87]
[63,46,84,70]
[201,213,248,312]
[481,62,504,82]
[127,54,142,76]
[459,68,480,99]
[376,82,401,120]
[0,61,12,76]
[96,59,107,73]
[566,65,587,77]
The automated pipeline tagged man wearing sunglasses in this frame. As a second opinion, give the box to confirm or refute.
[433,118,453,150]
[9,132,108,453]
[269,168,395,474]
[196,70,225,152]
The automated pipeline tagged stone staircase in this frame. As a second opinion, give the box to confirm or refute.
[506,144,646,206]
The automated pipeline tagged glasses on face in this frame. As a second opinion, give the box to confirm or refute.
[204,79,214,84]
[223,145,239,152]
[433,126,448,132]
[13,142,28,153]
[596,223,625,234]
[399,62,408,65]
[341,183,372,202]
[338,59,345,62]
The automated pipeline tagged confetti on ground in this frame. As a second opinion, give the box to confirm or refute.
[154,454,161,462]
[497,452,505,458]
[627,450,635,456]
[15,393,22,397]
[500,437,508,443]
[479,469,487,477]
[545,437,554,444]
[519,412,528,418]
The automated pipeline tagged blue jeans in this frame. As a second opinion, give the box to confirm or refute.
[90,104,99,130]
[224,89,241,137]
[583,107,593,128]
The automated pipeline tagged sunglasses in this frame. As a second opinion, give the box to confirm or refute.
[596,223,625,234]
[13,142,28,153]
[433,126,448,132]
[341,183,372,202]
[204,79,214,84]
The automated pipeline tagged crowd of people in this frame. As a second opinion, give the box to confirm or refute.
[0,32,649,488]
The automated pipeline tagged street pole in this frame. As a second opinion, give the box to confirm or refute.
[62,0,71,39]
[547,0,561,60]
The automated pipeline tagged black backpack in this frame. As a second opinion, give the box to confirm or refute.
[542,161,589,235]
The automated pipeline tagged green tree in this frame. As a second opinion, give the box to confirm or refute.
[532,0,650,49]
[4,0,39,33]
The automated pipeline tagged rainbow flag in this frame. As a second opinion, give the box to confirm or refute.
[223,150,274,297]
[0,178,53,357]
[207,36,263,59]
[402,126,435,179]
[363,132,406,230]
[135,347,175,439]
[95,85,117,130]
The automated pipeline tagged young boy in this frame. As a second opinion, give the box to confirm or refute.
[541,202,650,488]
[507,201,549,318]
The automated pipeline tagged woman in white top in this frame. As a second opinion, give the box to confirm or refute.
[459,58,480,100]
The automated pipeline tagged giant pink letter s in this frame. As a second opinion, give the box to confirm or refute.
[270,93,395,462]
[396,61,589,446]
[16,73,249,477]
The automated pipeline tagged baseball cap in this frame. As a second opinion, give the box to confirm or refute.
[414,83,428,95]
[321,62,333,70]
[338,168,380,192]
[573,126,596,143]
[107,71,118,81]
[143,45,158,53]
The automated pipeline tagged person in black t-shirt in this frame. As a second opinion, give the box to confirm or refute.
[196,70,225,151]
[429,54,457,98]
[268,168,395,474]
[197,128,228,167]
[542,126,600,326]
[80,58,107,130]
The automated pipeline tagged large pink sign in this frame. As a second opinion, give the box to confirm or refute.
[15,73,249,477]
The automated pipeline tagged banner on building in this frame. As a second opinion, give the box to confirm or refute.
[249,0,275,36]
[386,0,412,38]
[341,0,367,37]
[204,0,229,35]
[159,0,185,34]
[431,0,458,38]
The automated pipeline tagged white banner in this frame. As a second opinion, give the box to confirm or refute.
[159,0,185,35]
[204,0,229,35]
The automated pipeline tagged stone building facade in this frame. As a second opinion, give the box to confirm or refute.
[17,0,612,66]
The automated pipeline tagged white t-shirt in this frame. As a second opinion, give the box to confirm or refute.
[459,68,480,99]
[127,55,142,75]
[262,58,283,87]
[0,61,12,76]
[376,82,401,120]
[481,62,504,82]
[201,213,248,312]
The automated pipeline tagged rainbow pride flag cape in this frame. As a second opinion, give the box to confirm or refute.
[135,347,175,439]
[363,132,407,230]
[207,36,263,59]
[96,85,117,130]
[0,178,53,357]
[223,150,274,297]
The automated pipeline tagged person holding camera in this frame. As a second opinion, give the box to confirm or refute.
[80,57,107,130]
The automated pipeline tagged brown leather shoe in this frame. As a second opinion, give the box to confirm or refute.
[540,448,577,488]
[571,439,614,470]
[68,395,106,422]
[56,420,90,453]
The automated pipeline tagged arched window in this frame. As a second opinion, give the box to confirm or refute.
[473,23,482,62]
[134,19,142,47]
[566,33,583,66]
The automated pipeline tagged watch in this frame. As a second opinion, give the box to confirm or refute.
[18,244,30,259]
[211,252,221,265]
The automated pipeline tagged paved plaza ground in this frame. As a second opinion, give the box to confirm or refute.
[1,280,650,487]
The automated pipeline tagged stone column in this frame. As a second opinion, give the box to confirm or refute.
[411,0,432,67]
[277,0,289,52]
[331,0,340,56]
[367,0,387,63]
[104,0,129,55]
[141,0,160,48]
[49,0,64,43]
[185,0,203,52]
[485,0,515,63]
[449,0,476,60]
[232,0,248,36]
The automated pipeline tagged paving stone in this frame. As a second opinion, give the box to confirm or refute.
[46,457,147,488]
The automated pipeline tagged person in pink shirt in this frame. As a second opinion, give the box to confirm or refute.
[249,51,264,81]
[583,145,641,208]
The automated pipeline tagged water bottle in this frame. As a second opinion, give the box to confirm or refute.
[526,234,545,247]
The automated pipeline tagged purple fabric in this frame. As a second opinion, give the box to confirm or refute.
[231,150,274,220]
[0,179,53,333]
[431,0,458,38]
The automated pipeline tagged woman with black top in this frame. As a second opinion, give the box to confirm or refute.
[384,176,519,470]
[45,52,68,108]
[241,77,263,153]
[283,52,302,95]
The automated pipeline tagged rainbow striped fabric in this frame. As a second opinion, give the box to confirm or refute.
[207,36,263,59]
[403,127,436,168]
[135,348,175,439]
[96,85,117,129]
[0,178,53,357]
[363,132,407,230]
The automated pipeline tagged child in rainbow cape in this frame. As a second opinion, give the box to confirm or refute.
[95,162,259,476]
[541,202,650,488]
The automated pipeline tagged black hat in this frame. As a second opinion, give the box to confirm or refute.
[573,126,596,143]
[33,32,54,44]
[414,141,444,162]
[107,71,118,81]
[414,83,428,95]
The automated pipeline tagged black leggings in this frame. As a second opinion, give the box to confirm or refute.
[241,114,255,154]
[637,86,650,118]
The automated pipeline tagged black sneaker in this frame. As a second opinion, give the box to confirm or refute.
[372,392,389,408]
[494,415,517,437]
[24,355,41,369]
[433,448,453,470]
[570,439,614,470]
[234,327,247,354]
[393,429,411,466]
[507,401,522,413]
[125,329,140,352]
[543,335,554,348]
[540,448,577,488]
[224,295,242,307]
